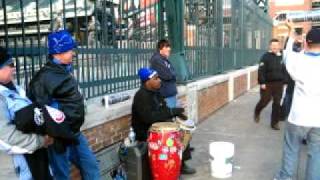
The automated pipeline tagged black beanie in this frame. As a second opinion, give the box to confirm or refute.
[0,47,12,67]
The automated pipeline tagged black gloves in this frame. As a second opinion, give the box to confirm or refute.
[177,113,188,120]
[170,108,188,120]
[171,107,184,116]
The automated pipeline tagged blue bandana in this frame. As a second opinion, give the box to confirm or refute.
[48,30,77,55]
[0,57,13,69]
[138,67,158,82]
[52,58,73,73]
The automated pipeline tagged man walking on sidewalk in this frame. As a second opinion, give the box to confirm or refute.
[254,39,287,130]
[274,21,320,180]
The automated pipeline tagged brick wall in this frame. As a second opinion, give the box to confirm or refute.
[83,115,131,152]
[250,71,258,88]
[197,81,229,122]
[233,74,248,98]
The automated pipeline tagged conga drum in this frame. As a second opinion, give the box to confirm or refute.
[175,118,196,150]
[147,122,183,180]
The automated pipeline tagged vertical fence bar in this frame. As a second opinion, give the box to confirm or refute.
[102,0,107,93]
[2,0,8,49]
[19,0,28,88]
[35,0,42,68]
[14,37,20,85]
[94,0,100,96]
[84,0,90,97]
[50,0,53,31]
[73,0,80,87]
[30,38,35,76]
[62,0,66,29]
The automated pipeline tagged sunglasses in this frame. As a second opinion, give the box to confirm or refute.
[8,63,15,68]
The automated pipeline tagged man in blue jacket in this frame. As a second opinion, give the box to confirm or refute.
[0,47,53,180]
[149,39,178,108]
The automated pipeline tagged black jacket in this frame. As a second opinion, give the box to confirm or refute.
[258,52,287,84]
[131,86,183,141]
[14,103,77,141]
[27,60,84,133]
[149,52,177,98]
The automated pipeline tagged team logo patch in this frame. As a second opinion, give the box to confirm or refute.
[34,107,45,126]
[45,105,65,124]
[148,142,159,150]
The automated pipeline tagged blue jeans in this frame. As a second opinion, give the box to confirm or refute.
[48,133,100,180]
[165,96,178,108]
[275,122,320,180]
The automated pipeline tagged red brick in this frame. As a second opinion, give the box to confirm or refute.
[198,81,228,121]
[250,71,258,88]
[234,74,248,98]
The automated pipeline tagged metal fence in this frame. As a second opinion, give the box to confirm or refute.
[0,0,271,99]
[185,0,272,79]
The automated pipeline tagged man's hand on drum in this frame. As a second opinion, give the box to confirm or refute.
[177,113,188,120]
[171,107,184,116]
[171,107,188,120]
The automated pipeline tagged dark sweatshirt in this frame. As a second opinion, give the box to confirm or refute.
[149,52,177,98]
[131,86,182,141]
[258,52,288,84]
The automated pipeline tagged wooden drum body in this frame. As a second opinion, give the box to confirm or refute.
[147,122,183,180]
[175,118,196,150]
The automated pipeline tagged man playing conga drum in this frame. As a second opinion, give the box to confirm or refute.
[131,67,196,175]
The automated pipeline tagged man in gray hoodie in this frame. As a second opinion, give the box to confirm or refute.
[0,47,53,180]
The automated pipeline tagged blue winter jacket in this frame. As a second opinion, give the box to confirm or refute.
[149,52,177,98]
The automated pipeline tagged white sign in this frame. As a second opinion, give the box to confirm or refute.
[275,0,304,6]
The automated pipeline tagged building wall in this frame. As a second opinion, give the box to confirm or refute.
[269,0,312,44]
[70,65,259,179]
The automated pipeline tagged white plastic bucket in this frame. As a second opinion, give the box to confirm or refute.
[209,142,234,178]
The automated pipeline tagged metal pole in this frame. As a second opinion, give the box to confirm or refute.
[2,0,8,49]
[164,0,190,82]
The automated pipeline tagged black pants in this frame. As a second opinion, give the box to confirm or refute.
[254,81,284,126]
[183,144,192,161]
[24,148,52,180]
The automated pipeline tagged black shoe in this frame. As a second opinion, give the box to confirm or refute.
[181,162,196,175]
[189,147,195,152]
[302,138,307,145]
[254,114,260,123]
[271,123,280,130]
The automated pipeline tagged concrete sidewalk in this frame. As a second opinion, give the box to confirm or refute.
[183,87,307,180]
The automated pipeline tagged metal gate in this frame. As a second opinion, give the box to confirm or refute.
[0,0,166,99]
[0,0,272,99]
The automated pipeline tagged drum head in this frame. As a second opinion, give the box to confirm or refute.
[176,118,196,131]
[149,122,180,132]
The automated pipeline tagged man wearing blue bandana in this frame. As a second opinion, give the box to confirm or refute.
[27,30,100,180]
[0,47,53,180]
[132,67,196,175]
